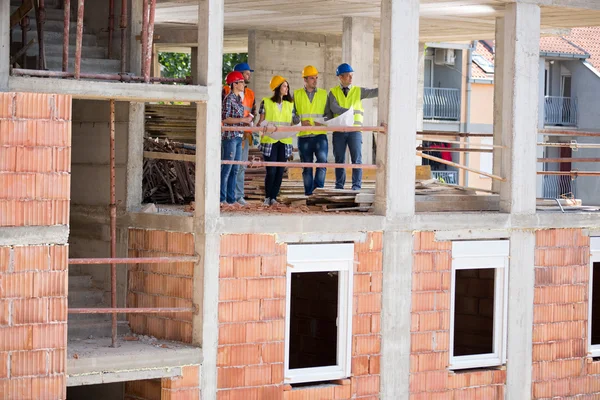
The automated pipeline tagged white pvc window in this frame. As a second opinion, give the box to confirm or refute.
[450,240,509,370]
[284,243,354,384]
[588,238,600,357]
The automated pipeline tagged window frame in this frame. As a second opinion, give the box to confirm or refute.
[449,240,509,370]
[284,243,354,384]
[588,237,600,357]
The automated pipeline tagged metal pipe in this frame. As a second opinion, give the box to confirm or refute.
[539,129,600,137]
[62,0,70,72]
[74,0,84,79]
[20,2,29,69]
[11,68,191,83]
[119,0,128,73]
[221,125,387,133]
[35,0,46,70]
[108,0,114,59]
[418,131,493,137]
[537,171,600,176]
[141,0,149,81]
[144,0,156,83]
[418,147,493,153]
[109,99,117,347]
[68,256,199,265]
[69,307,193,314]
[221,160,378,169]
[538,158,600,163]
[538,142,600,149]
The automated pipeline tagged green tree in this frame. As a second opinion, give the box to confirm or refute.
[158,52,249,83]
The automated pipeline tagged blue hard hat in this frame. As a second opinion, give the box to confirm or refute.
[336,63,354,76]
[234,62,254,72]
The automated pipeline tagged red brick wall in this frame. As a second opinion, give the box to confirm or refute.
[533,229,600,398]
[124,365,201,400]
[410,232,506,399]
[0,92,71,227]
[0,92,71,399]
[217,233,382,400]
[127,229,195,343]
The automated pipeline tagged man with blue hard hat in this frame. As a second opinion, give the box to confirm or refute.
[222,62,256,205]
[325,63,378,191]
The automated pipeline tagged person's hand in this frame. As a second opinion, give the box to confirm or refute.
[241,116,253,124]
[301,120,313,126]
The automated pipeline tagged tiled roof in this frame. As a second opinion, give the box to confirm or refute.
[539,36,587,57]
[564,26,600,70]
[471,41,494,80]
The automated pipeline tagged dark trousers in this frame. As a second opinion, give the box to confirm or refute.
[264,141,287,200]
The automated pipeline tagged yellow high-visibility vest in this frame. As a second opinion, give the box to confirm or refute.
[260,98,294,145]
[293,88,327,137]
[330,86,364,126]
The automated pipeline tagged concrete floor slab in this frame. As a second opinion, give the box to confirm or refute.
[67,336,202,386]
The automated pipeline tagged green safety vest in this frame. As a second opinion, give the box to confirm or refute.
[293,88,327,137]
[330,86,364,126]
[260,98,294,145]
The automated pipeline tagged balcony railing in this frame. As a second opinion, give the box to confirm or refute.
[544,96,578,127]
[424,87,461,121]
[541,175,577,199]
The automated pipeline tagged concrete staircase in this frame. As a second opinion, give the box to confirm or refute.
[10,0,121,74]
[68,274,130,339]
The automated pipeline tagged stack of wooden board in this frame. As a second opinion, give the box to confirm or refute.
[145,104,196,143]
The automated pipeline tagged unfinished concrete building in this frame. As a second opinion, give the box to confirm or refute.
[2,0,600,399]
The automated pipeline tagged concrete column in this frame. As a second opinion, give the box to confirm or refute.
[129,0,143,75]
[537,58,546,197]
[194,0,223,398]
[378,0,419,398]
[125,102,144,211]
[247,30,257,95]
[375,0,418,217]
[416,42,425,165]
[342,17,375,164]
[0,0,9,89]
[506,230,535,399]
[491,18,504,195]
[497,3,541,213]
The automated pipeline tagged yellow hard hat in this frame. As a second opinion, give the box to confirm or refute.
[302,65,319,78]
[269,75,286,91]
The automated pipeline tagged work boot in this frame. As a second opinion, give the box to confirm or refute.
[263,198,271,206]
[270,199,279,206]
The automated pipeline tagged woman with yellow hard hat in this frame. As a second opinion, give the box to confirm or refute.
[257,75,299,206]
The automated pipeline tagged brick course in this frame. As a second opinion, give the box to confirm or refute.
[127,229,196,343]
[124,365,201,400]
[217,232,382,399]
[533,229,599,398]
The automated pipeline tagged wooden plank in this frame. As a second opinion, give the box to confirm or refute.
[11,0,33,29]
[144,151,195,162]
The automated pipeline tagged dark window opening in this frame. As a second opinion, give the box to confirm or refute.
[592,262,600,346]
[453,268,495,356]
[289,271,338,369]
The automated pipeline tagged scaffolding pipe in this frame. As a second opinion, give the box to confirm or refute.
[74,0,84,79]
[222,160,378,169]
[69,307,193,314]
[538,158,600,163]
[109,99,117,347]
[35,0,46,70]
[11,68,191,83]
[418,131,494,138]
[418,147,492,153]
[144,0,156,83]
[141,0,149,80]
[62,0,70,72]
[417,135,505,149]
[68,256,199,264]
[537,171,600,177]
[108,0,114,58]
[20,3,29,69]
[119,0,128,73]
[538,142,600,149]
[221,125,387,133]
[539,129,600,137]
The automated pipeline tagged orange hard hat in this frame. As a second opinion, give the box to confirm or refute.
[226,71,244,85]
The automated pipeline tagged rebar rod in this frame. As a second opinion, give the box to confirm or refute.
[119,0,128,73]
[108,0,114,58]
[109,99,117,347]
[537,171,600,176]
[140,0,148,80]
[143,0,156,83]
[11,68,191,83]
[20,1,29,69]
[35,0,46,70]
[62,0,70,72]
[74,0,84,79]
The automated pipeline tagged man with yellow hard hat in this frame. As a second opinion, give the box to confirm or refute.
[293,65,328,196]
[325,63,378,191]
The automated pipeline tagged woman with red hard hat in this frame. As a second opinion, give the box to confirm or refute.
[221,71,253,205]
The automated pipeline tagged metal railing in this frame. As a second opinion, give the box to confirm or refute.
[541,175,577,199]
[423,87,461,121]
[544,96,578,127]
[432,170,458,184]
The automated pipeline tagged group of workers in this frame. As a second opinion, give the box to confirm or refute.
[220,62,378,206]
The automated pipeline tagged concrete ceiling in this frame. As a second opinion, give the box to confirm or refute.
[154,0,600,52]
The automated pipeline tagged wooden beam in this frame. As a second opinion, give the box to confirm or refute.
[144,151,195,162]
[10,0,33,29]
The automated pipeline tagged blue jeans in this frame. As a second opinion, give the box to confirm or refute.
[235,135,250,201]
[298,135,328,195]
[220,137,242,203]
[332,131,362,190]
